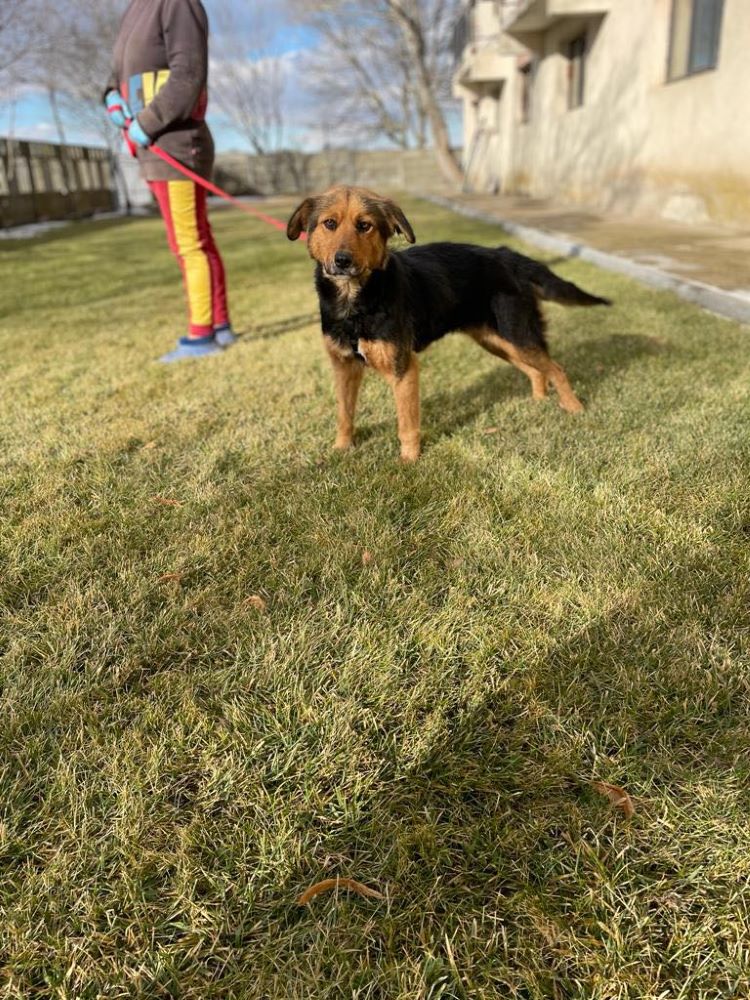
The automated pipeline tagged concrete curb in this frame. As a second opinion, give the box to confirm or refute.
[424,195,750,326]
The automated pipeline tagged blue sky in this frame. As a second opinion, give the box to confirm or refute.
[0,1,316,149]
[0,1,460,152]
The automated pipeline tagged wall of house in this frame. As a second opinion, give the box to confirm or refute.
[487,0,750,224]
[641,0,750,223]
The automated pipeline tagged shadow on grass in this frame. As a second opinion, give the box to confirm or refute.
[351,332,663,451]
[240,313,320,342]
[167,423,746,991]
[267,511,749,997]
[4,404,746,998]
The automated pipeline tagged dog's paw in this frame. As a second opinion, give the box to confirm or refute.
[560,397,585,414]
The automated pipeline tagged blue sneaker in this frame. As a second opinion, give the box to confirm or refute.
[158,335,224,363]
[214,323,237,347]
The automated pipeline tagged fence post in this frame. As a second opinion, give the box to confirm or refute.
[23,142,40,225]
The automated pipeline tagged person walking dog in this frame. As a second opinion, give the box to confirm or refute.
[104,0,235,363]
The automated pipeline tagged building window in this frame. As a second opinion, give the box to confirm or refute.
[668,0,725,80]
[567,33,587,109]
[519,56,538,124]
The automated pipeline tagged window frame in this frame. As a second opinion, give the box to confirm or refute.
[566,32,588,110]
[667,0,725,82]
[519,55,539,125]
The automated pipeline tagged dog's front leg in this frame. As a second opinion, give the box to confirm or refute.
[359,340,421,462]
[325,337,364,451]
[392,355,421,463]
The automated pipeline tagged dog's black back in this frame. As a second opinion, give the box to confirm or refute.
[317,242,610,357]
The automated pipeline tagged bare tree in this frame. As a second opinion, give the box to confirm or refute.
[291,0,462,185]
[301,12,420,150]
[21,0,132,205]
[209,0,287,156]
[0,0,44,183]
[0,0,44,81]
[384,0,462,184]
[35,0,127,142]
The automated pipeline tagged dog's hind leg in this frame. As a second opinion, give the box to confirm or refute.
[325,337,365,450]
[467,326,583,413]
[467,327,548,401]
[536,355,583,413]
[358,340,421,462]
[513,361,550,401]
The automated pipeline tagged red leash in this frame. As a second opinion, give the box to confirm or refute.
[152,145,302,237]
[124,126,304,239]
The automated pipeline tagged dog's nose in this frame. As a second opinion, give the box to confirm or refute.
[334,250,353,269]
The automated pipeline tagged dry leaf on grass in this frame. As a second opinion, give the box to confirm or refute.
[243,595,267,612]
[157,572,184,586]
[362,550,374,566]
[483,427,499,435]
[592,781,635,819]
[151,496,183,508]
[297,877,385,906]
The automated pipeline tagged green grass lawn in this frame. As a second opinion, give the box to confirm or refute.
[1,197,750,1000]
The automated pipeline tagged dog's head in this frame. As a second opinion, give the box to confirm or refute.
[287,185,415,279]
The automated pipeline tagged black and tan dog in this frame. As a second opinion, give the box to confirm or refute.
[287,186,610,462]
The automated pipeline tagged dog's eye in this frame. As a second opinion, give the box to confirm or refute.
[356,221,373,233]
[322,219,337,231]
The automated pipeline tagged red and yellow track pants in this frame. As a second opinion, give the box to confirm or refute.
[148,180,230,337]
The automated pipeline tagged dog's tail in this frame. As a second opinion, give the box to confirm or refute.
[498,247,612,307]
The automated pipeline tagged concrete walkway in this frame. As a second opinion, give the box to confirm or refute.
[428,193,750,325]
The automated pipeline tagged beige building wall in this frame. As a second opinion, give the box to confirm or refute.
[454,0,750,225]
[454,2,525,193]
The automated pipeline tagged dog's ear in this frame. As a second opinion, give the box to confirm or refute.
[287,196,317,241]
[382,199,416,244]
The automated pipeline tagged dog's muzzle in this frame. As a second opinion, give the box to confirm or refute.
[327,250,360,277]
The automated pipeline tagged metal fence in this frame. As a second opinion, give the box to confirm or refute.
[0,139,117,228]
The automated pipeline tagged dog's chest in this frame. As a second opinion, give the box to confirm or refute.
[324,313,369,361]
[322,298,390,353]
[317,269,401,356]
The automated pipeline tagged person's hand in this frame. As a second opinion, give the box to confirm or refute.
[105,90,132,130]
[128,118,151,149]
[127,117,152,148]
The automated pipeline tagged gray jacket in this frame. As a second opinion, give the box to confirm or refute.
[106,0,215,181]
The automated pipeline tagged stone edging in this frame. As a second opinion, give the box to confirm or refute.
[423,195,750,326]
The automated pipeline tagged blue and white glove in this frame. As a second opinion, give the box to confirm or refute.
[105,90,132,130]
[127,117,152,148]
